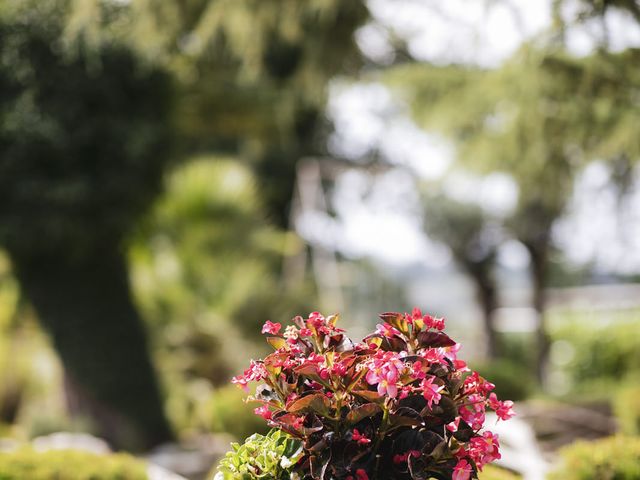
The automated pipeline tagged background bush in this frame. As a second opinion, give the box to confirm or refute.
[614,384,640,436]
[208,385,270,442]
[0,449,148,480]
[551,317,640,392]
[479,465,521,479]
[549,436,640,480]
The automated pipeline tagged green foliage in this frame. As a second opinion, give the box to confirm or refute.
[497,333,537,375]
[0,448,148,480]
[614,384,640,436]
[0,0,175,258]
[131,159,314,434]
[478,465,520,479]
[549,436,640,479]
[208,385,269,442]
[131,157,313,353]
[213,429,303,480]
[471,360,535,402]
[66,0,368,224]
[551,317,640,391]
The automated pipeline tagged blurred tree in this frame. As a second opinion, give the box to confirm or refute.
[130,159,315,431]
[552,0,640,36]
[0,1,175,449]
[422,192,503,358]
[388,45,640,383]
[66,0,369,225]
[0,0,369,448]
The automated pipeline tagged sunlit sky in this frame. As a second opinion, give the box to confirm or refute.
[305,0,640,275]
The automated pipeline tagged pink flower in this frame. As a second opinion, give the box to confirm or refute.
[460,402,486,430]
[365,351,406,399]
[488,393,515,421]
[355,469,369,480]
[254,404,272,420]
[231,360,267,391]
[307,312,325,326]
[421,348,446,365]
[292,416,305,430]
[376,376,398,398]
[352,429,371,445]
[421,313,445,331]
[376,323,401,338]
[331,361,348,376]
[431,316,446,330]
[446,417,461,433]
[393,450,421,464]
[261,320,282,335]
[420,375,444,408]
[283,325,299,342]
[444,343,462,361]
[452,459,472,480]
[411,360,426,379]
[463,371,495,395]
[467,394,487,413]
[454,359,470,372]
[469,431,501,468]
[399,386,412,400]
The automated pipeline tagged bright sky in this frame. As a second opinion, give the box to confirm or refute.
[303,0,640,275]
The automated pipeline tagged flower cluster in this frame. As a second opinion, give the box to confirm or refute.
[228,309,514,480]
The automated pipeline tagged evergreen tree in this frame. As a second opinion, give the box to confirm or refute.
[0,0,368,447]
[0,0,175,449]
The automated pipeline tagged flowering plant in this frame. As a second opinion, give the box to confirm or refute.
[220,310,514,480]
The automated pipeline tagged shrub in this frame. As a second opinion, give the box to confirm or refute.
[549,436,640,480]
[217,309,515,480]
[478,465,520,479]
[0,448,148,479]
[552,318,640,391]
[209,384,270,441]
[614,385,640,436]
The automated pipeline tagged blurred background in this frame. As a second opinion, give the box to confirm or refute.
[1,0,640,478]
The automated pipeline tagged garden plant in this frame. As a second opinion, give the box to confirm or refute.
[215,309,515,480]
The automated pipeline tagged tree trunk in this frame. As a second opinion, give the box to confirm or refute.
[464,259,500,360]
[525,242,551,387]
[10,246,173,451]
